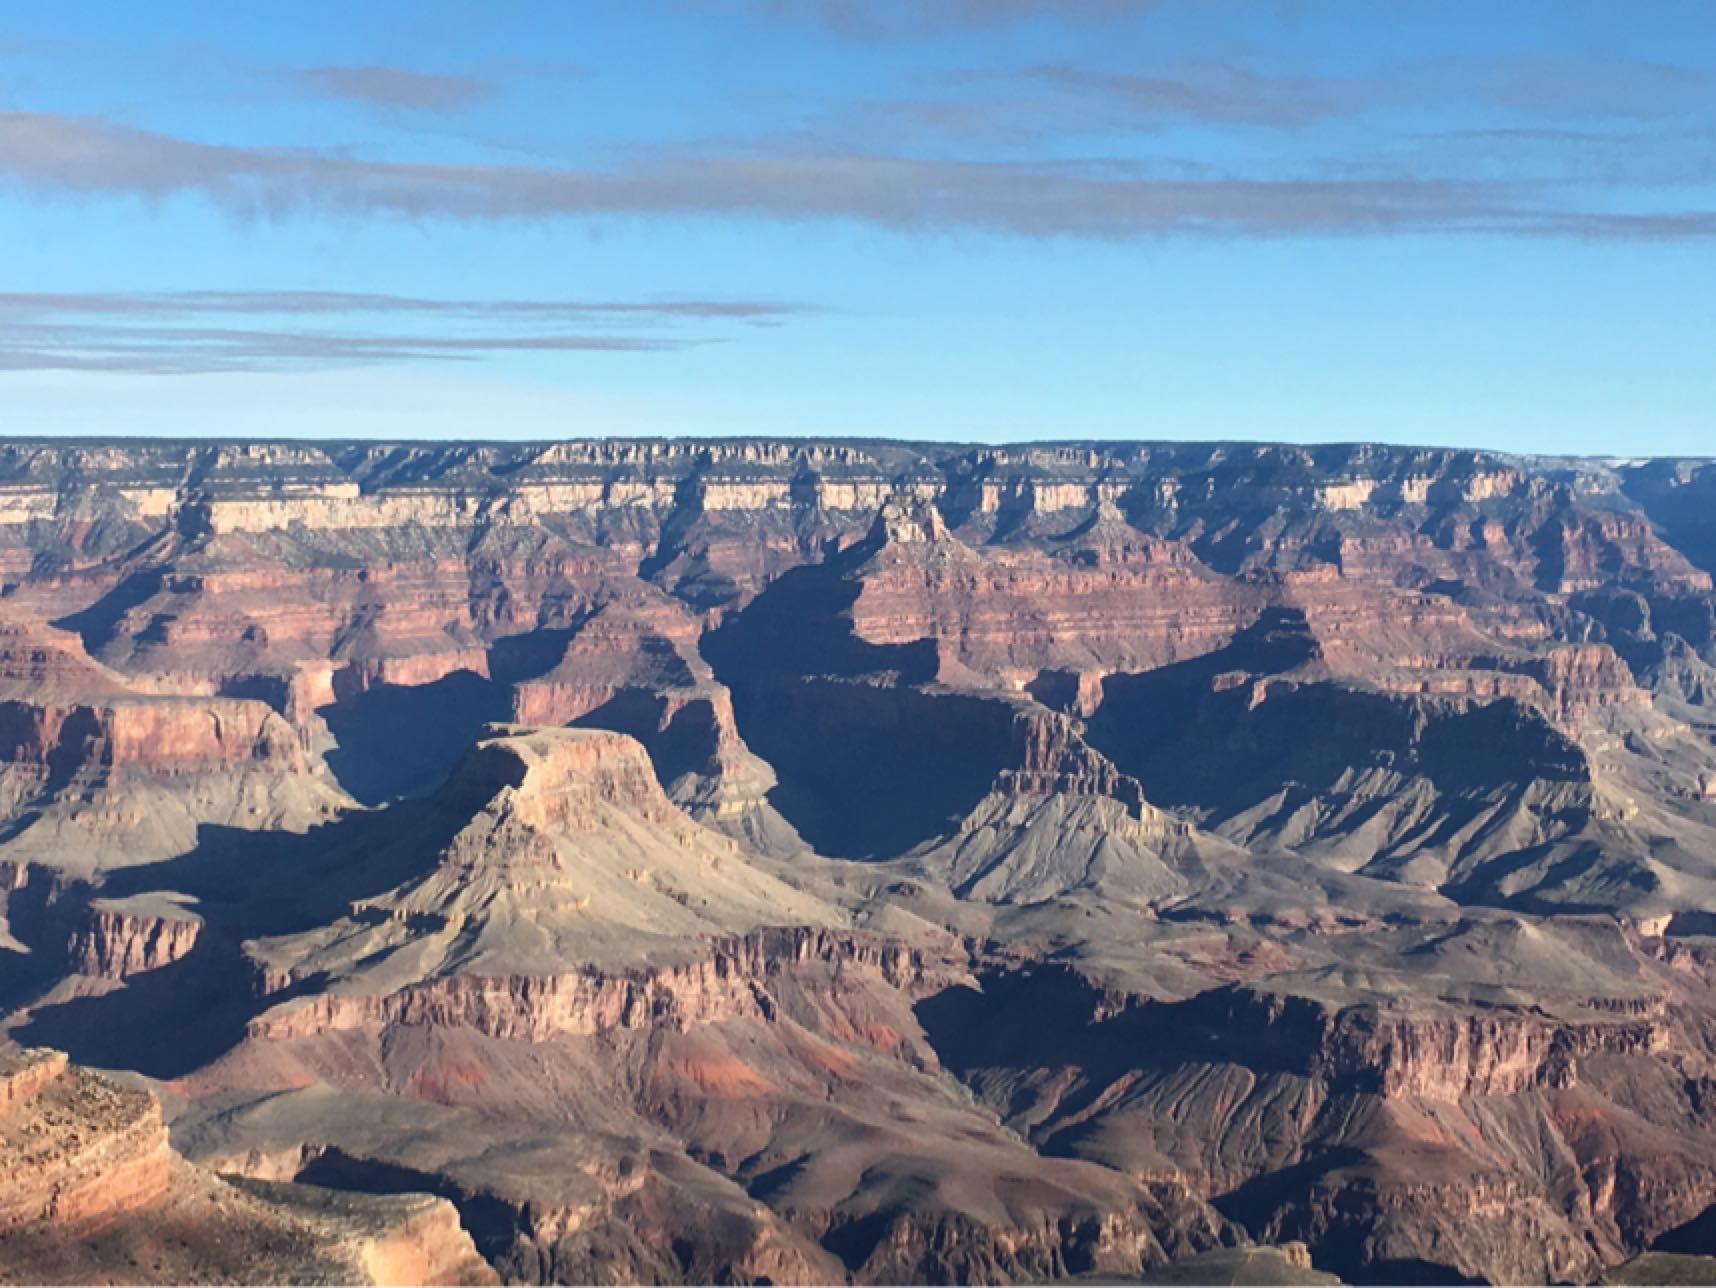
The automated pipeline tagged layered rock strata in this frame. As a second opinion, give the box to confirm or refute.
[0,1046,496,1285]
[4,438,1716,1284]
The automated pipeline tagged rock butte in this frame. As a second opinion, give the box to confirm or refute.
[2,438,1716,1283]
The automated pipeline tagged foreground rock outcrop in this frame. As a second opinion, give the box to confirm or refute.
[0,1046,496,1285]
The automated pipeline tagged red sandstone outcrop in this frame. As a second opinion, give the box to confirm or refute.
[845,495,1261,684]
[905,702,1239,904]
[0,1047,173,1235]
[1535,507,1712,595]
[1207,984,1669,1101]
[67,898,202,980]
[238,726,863,1043]
[0,614,312,794]
[505,595,801,848]
[250,925,960,1044]
[0,613,131,701]
[0,696,305,775]
[452,723,681,830]
[998,704,1151,810]
[0,1046,497,1284]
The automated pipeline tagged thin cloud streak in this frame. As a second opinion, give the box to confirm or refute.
[0,291,803,376]
[0,321,699,374]
[291,64,497,111]
[0,290,806,322]
[732,0,1164,38]
[817,62,1382,147]
[1477,57,1713,121]
[1,110,1713,239]
[1350,125,1716,190]
[819,55,1713,148]
[1017,62,1378,128]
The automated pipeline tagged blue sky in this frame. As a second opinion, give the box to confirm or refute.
[1,0,1713,452]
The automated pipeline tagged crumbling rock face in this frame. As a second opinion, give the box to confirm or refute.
[1189,984,1668,1101]
[0,1047,173,1234]
[0,698,306,776]
[450,724,680,831]
[999,704,1151,809]
[905,704,1231,905]
[919,951,1716,1286]
[503,598,802,849]
[817,1189,1232,1285]
[1243,1171,1608,1286]
[66,899,202,980]
[250,925,958,1045]
[27,696,305,775]
[841,495,1262,685]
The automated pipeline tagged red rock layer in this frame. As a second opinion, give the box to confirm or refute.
[997,704,1149,811]
[848,511,1261,684]
[452,726,679,830]
[67,904,202,979]
[0,1048,172,1235]
[1214,985,1669,1101]
[250,926,959,1045]
[0,697,304,775]
[0,1047,499,1285]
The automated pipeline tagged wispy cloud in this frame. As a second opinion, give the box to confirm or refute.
[1349,125,1716,191]
[3,108,1714,240]
[834,62,1386,143]
[731,0,1164,38]
[0,328,693,374]
[1019,62,1376,128]
[1478,57,1712,121]
[0,290,805,374]
[290,64,497,112]
[0,290,805,322]
[815,54,1716,153]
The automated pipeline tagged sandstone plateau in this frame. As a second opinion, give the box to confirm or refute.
[4,438,1716,1283]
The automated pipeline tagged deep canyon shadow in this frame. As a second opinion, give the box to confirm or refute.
[10,935,287,1078]
[702,558,1009,860]
[320,669,511,805]
[15,801,470,1078]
